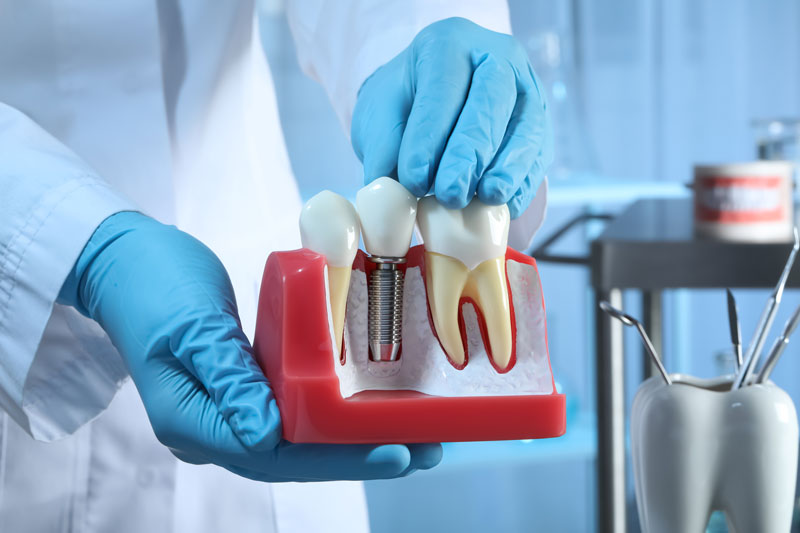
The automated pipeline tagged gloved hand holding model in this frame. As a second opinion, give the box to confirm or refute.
[0,2,548,530]
[352,17,553,218]
[58,211,442,481]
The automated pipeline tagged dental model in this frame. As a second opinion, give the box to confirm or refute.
[632,375,798,532]
[356,177,417,362]
[416,196,513,371]
[255,189,565,444]
[298,191,360,355]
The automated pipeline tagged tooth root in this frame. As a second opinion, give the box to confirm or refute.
[424,251,514,370]
[417,197,513,371]
[298,190,360,358]
[424,251,469,367]
[463,257,513,370]
[327,266,351,355]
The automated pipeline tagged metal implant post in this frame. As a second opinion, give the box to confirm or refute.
[354,176,417,362]
[367,257,405,362]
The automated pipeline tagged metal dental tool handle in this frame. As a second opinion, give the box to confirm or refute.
[367,257,405,362]
[726,289,743,372]
[756,303,800,384]
[599,301,672,385]
[733,227,800,390]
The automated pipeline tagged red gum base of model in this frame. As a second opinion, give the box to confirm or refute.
[253,245,566,444]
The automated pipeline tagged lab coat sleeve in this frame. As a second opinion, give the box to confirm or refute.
[284,0,512,133]
[0,102,135,441]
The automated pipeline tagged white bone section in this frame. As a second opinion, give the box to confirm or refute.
[336,260,553,397]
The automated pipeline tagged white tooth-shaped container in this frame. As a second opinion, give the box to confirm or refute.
[632,374,798,533]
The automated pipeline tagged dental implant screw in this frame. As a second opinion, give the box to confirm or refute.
[367,257,405,362]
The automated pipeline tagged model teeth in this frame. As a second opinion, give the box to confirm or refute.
[417,197,513,370]
[355,177,417,258]
[299,191,360,355]
[299,190,514,370]
[356,177,418,362]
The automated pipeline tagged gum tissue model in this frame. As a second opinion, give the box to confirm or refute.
[254,177,565,443]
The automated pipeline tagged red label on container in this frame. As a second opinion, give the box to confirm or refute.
[695,175,785,223]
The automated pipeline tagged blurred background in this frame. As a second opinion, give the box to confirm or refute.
[259,0,800,531]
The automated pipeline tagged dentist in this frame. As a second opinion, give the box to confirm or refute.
[0,1,552,532]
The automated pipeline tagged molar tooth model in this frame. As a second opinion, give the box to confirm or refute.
[605,300,799,532]
[254,183,565,444]
[416,196,513,371]
[632,375,798,532]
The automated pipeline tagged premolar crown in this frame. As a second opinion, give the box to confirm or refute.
[417,196,513,371]
[356,177,418,257]
[299,190,360,356]
[356,177,418,362]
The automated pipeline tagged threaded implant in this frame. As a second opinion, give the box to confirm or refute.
[368,261,404,361]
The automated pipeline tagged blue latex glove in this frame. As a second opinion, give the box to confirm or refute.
[58,211,442,481]
[352,17,553,219]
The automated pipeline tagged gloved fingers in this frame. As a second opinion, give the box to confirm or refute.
[507,166,548,220]
[362,122,403,184]
[134,352,280,470]
[139,338,442,483]
[162,240,281,452]
[505,113,552,220]
[225,443,443,483]
[406,443,444,470]
[212,444,417,483]
[146,370,416,483]
[85,218,282,452]
[351,55,412,183]
[433,54,517,209]
[397,40,472,197]
[168,447,209,465]
[171,312,282,452]
[391,443,444,477]
[477,77,548,208]
[215,462,346,484]
[505,173,532,220]
[263,442,414,481]
[146,362,440,483]
[216,464,298,483]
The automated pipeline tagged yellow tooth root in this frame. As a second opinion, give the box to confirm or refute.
[424,252,513,371]
[424,252,469,366]
[463,257,513,371]
[327,265,352,355]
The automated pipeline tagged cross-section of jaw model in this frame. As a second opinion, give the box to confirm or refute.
[416,196,513,371]
[254,179,565,444]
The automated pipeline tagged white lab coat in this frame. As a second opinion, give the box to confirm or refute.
[0,1,515,532]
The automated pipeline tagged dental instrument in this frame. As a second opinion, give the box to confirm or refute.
[356,178,418,362]
[599,301,671,385]
[732,227,799,389]
[726,288,743,372]
[755,303,800,384]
